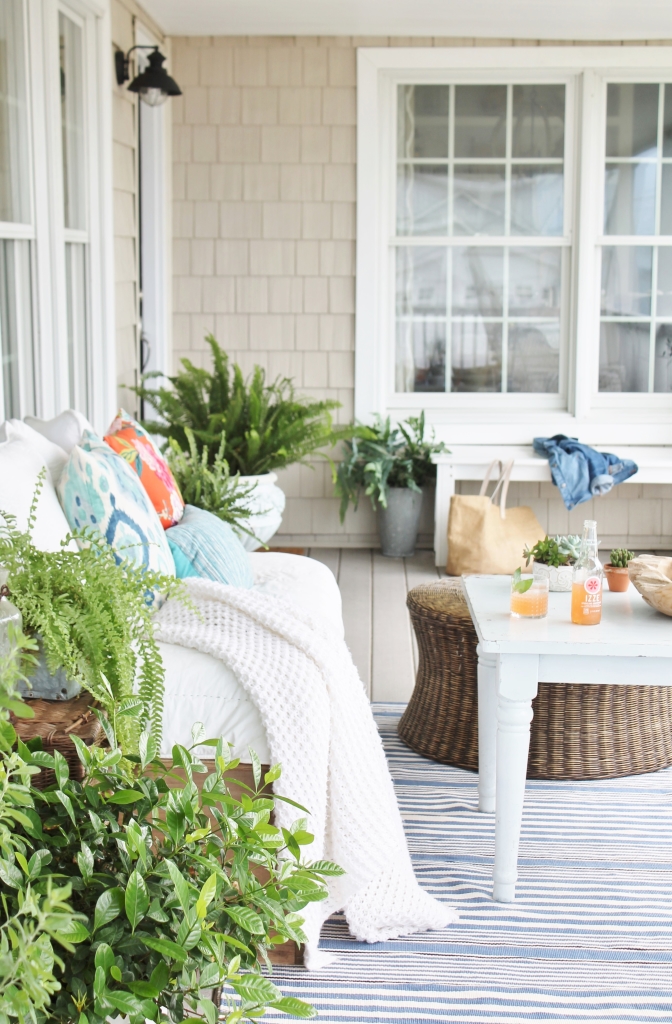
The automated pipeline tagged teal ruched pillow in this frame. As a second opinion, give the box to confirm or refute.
[165,505,254,588]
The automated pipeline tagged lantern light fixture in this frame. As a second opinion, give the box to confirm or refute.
[115,45,182,107]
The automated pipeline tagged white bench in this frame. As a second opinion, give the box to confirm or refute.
[433,445,672,568]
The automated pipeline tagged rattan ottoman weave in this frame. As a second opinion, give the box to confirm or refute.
[397,578,672,780]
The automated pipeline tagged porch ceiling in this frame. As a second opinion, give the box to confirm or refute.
[141,0,672,41]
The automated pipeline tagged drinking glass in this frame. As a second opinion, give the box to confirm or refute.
[510,576,549,618]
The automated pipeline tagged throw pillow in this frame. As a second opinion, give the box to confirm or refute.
[24,410,95,453]
[104,409,184,529]
[4,419,69,485]
[0,438,76,552]
[57,430,175,577]
[166,505,253,588]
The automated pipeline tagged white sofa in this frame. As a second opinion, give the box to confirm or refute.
[0,413,343,763]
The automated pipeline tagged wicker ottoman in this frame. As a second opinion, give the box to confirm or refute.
[398,579,672,780]
[11,692,105,788]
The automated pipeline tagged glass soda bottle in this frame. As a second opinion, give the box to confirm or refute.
[571,520,603,625]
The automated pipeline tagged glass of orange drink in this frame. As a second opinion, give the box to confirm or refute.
[510,574,549,619]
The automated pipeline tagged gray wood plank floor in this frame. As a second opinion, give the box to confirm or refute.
[307,548,440,703]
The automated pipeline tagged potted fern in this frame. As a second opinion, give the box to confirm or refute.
[131,336,351,550]
[335,414,446,557]
[523,535,581,592]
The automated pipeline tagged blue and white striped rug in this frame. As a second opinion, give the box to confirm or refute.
[260,703,672,1023]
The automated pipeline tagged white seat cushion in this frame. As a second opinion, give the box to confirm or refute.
[24,410,94,454]
[0,438,75,551]
[3,419,69,485]
[159,553,342,761]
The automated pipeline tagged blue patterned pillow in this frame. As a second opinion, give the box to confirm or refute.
[57,430,175,577]
[166,505,253,588]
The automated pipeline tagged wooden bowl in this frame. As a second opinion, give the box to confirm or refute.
[628,556,672,616]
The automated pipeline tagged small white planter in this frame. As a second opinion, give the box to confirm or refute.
[532,561,573,592]
[236,472,286,551]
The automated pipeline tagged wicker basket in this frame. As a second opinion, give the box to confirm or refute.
[398,579,672,780]
[11,692,105,788]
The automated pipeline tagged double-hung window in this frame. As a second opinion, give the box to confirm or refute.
[0,0,114,426]
[356,47,672,443]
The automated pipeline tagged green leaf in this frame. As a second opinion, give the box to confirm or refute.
[118,696,143,717]
[198,962,221,990]
[0,858,23,888]
[110,965,122,982]
[147,898,169,923]
[270,998,317,1019]
[282,827,301,861]
[221,934,253,954]
[248,747,261,790]
[139,935,188,962]
[55,790,77,826]
[50,919,89,945]
[106,991,145,1016]
[512,567,534,594]
[125,869,150,930]
[224,905,266,936]
[95,943,115,972]
[150,959,169,991]
[53,749,69,789]
[195,872,217,920]
[128,981,160,999]
[139,730,157,770]
[199,998,217,1024]
[292,830,314,846]
[264,764,282,785]
[28,749,55,769]
[166,858,191,915]
[306,860,345,877]
[230,975,280,1004]
[77,842,94,884]
[108,790,141,805]
[93,888,124,933]
[27,849,52,880]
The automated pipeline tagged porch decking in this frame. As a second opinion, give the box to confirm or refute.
[306,548,443,703]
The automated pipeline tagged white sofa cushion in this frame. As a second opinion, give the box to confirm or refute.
[2,420,69,484]
[0,438,75,551]
[159,553,343,760]
[25,409,94,454]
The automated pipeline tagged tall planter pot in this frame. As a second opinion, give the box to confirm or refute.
[236,472,286,551]
[378,486,424,558]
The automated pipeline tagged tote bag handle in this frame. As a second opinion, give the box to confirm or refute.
[479,459,514,520]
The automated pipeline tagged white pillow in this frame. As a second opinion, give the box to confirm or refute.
[24,410,95,454]
[0,439,75,552]
[4,420,69,485]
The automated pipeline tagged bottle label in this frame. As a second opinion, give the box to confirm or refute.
[584,577,602,595]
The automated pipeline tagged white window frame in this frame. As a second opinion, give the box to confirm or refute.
[0,0,115,428]
[356,46,672,446]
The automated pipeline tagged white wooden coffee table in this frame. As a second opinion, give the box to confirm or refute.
[462,574,672,903]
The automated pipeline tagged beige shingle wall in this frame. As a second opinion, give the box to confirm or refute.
[170,36,672,550]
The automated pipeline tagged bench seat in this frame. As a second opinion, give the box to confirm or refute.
[432,445,672,567]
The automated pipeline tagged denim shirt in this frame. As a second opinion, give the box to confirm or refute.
[533,435,638,511]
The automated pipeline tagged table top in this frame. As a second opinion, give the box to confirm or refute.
[462,575,672,658]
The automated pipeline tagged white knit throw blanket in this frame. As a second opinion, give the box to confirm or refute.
[155,578,455,968]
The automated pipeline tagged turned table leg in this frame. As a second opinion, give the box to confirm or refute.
[492,653,539,903]
[477,645,497,813]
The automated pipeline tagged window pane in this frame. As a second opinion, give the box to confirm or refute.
[599,322,650,391]
[451,320,502,392]
[606,83,659,158]
[396,246,446,317]
[0,239,35,418]
[65,242,89,414]
[59,13,86,230]
[0,0,30,223]
[509,248,561,317]
[454,85,506,159]
[396,164,447,235]
[395,320,445,392]
[654,323,672,392]
[661,165,672,236]
[453,165,505,236]
[601,246,652,316]
[508,322,560,393]
[657,246,672,316]
[397,85,449,159]
[604,163,656,235]
[664,84,672,158]
[511,165,563,235]
[512,84,565,159]
[452,246,503,317]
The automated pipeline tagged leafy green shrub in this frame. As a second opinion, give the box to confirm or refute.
[0,627,84,1024]
[0,479,182,751]
[131,335,349,476]
[5,716,340,1024]
[609,548,635,568]
[166,428,256,540]
[334,413,447,521]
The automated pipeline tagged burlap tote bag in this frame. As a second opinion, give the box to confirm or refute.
[446,460,545,576]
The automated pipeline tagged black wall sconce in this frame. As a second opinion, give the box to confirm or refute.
[115,45,182,107]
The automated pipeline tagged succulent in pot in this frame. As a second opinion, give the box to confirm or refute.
[523,535,581,592]
[604,548,634,592]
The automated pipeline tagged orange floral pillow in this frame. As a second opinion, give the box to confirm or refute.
[104,410,184,529]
